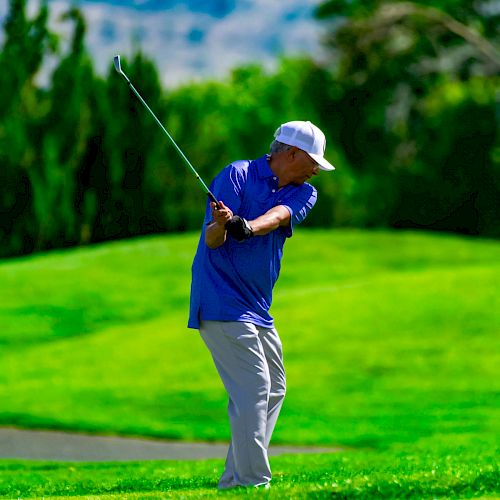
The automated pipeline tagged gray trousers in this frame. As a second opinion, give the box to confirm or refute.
[199,320,286,489]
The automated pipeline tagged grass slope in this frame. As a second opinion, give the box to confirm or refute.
[0,229,499,497]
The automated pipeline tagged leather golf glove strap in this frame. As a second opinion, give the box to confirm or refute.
[225,216,254,242]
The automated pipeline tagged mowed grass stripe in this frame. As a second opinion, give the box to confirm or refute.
[0,446,498,498]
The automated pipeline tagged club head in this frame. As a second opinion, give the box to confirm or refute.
[113,55,122,74]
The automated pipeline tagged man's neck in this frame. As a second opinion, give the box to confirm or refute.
[269,154,291,188]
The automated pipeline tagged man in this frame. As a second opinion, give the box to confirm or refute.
[188,120,335,489]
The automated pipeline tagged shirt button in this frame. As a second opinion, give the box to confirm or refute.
[273,177,277,180]
[272,189,276,193]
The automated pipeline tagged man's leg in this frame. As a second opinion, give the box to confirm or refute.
[200,320,272,489]
[257,326,286,449]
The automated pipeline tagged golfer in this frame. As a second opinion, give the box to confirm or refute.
[188,120,335,489]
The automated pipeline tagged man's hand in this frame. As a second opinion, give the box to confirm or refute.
[225,216,254,242]
[211,200,233,226]
[205,200,233,249]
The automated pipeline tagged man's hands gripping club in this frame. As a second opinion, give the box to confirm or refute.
[225,216,254,241]
[206,201,253,248]
[205,201,291,249]
[210,200,234,228]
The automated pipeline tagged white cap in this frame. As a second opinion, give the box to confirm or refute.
[274,120,335,171]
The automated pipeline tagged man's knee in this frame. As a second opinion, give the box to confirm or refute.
[230,378,271,411]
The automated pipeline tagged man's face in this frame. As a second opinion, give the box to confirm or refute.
[286,147,320,184]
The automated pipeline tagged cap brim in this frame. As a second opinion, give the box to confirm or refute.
[309,153,335,171]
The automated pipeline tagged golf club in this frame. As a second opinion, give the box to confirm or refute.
[113,55,219,208]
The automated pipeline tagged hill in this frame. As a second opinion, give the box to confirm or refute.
[0,229,499,451]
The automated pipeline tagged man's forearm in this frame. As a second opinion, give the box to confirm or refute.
[248,205,291,236]
[205,221,227,249]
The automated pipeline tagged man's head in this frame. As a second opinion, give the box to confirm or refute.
[269,121,334,186]
[271,121,335,172]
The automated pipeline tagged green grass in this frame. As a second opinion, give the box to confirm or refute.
[1,444,498,498]
[0,229,499,497]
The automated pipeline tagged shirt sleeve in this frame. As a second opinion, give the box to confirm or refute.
[280,184,317,238]
[203,163,247,225]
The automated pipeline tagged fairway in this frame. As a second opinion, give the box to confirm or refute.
[0,229,499,497]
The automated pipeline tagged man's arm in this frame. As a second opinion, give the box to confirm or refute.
[225,205,291,242]
[248,205,291,236]
[207,204,291,247]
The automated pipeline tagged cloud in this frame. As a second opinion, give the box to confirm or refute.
[1,0,327,88]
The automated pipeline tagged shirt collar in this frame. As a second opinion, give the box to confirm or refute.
[255,154,275,179]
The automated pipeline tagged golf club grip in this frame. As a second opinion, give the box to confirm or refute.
[208,192,221,209]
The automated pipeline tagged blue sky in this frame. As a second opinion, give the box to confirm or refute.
[0,0,327,88]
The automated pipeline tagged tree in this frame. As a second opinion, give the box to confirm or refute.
[94,52,168,241]
[30,7,95,249]
[315,0,500,234]
[0,0,56,256]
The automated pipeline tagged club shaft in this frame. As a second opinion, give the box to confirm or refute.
[122,75,218,206]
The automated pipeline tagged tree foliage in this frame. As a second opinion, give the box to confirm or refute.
[314,0,500,234]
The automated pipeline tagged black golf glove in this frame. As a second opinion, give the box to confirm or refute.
[225,216,254,242]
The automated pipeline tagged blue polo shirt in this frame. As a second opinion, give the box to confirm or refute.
[188,155,317,330]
